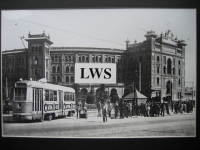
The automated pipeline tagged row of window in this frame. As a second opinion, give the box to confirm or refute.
[45,90,57,101]
[32,46,42,53]
[156,66,181,76]
[64,92,75,101]
[52,76,74,83]
[3,66,25,74]
[3,56,25,64]
[52,66,74,73]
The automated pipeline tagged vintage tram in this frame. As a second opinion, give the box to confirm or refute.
[12,79,76,122]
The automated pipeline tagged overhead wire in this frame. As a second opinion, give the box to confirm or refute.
[20,19,126,46]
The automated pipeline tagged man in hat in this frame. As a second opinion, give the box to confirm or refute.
[102,102,108,122]
[5,97,9,114]
[76,99,82,119]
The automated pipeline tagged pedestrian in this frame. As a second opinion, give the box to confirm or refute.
[160,103,165,116]
[107,101,112,117]
[5,97,9,114]
[119,100,124,119]
[76,99,82,119]
[97,101,102,117]
[147,102,151,117]
[171,101,174,112]
[115,102,119,119]
[166,103,170,115]
[102,102,108,122]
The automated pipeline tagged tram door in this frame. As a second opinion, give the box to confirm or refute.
[58,91,64,115]
[33,88,43,117]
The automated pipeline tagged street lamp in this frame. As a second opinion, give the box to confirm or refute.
[134,70,138,106]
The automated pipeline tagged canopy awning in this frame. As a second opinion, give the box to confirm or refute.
[123,90,147,100]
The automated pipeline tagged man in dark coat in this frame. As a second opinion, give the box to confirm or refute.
[5,97,9,114]
[115,102,119,119]
[160,103,165,116]
[76,100,82,119]
[119,100,124,119]
[166,103,170,115]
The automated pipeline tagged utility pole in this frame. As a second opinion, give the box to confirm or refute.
[139,63,141,92]
[6,77,8,98]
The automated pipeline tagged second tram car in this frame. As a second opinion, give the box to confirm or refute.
[13,79,76,121]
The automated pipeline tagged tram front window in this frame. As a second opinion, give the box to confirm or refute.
[15,88,27,101]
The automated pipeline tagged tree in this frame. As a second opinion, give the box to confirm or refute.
[110,88,119,103]
[73,84,81,104]
[86,90,95,104]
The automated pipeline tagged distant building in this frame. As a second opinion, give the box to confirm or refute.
[2,30,187,102]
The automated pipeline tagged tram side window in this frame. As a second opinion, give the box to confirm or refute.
[45,90,49,101]
[53,91,57,101]
[64,92,67,101]
[15,88,26,101]
[49,91,53,101]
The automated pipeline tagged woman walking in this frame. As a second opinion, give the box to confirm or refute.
[102,102,108,122]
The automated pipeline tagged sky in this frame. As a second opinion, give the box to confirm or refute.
[1,9,196,86]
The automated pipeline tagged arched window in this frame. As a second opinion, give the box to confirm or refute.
[173,67,175,75]
[130,57,133,63]
[179,79,181,86]
[55,56,58,62]
[39,46,42,53]
[178,60,181,65]
[157,77,159,85]
[108,57,111,62]
[122,77,125,83]
[167,58,172,74]
[157,67,159,74]
[57,76,60,82]
[179,69,181,76]
[35,46,38,53]
[66,76,69,82]
[122,67,125,73]
[35,57,38,65]
[32,46,34,53]
[17,67,20,72]
[21,67,24,72]
[57,66,60,72]
[70,66,74,72]
[7,68,10,74]
[96,56,98,62]
[52,66,56,73]
[117,67,121,74]
[71,76,74,82]
[140,56,143,62]
[66,66,69,73]
[52,76,56,82]
[157,56,159,62]
[82,56,85,61]
[117,77,121,83]
[163,66,166,74]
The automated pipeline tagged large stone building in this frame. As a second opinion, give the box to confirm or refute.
[2,30,186,102]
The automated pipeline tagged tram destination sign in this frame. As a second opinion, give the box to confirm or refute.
[75,63,116,84]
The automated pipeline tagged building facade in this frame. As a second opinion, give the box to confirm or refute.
[2,30,186,102]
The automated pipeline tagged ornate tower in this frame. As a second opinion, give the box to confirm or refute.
[25,31,53,81]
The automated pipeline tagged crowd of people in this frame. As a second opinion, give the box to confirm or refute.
[95,99,195,122]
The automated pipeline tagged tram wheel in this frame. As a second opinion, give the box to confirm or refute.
[48,115,53,121]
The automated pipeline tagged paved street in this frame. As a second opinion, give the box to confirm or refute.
[3,109,195,138]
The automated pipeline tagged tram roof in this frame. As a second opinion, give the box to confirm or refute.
[15,80,75,92]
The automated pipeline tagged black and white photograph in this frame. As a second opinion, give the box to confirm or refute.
[1,9,196,138]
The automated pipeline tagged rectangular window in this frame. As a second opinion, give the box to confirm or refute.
[49,91,53,101]
[51,57,54,62]
[53,91,57,101]
[45,90,49,101]
[15,88,27,101]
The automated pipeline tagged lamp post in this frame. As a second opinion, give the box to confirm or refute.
[134,70,138,106]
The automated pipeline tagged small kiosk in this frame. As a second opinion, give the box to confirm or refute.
[123,90,147,105]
